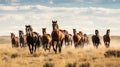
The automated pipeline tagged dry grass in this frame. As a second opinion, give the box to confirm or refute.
[0,36,120,67]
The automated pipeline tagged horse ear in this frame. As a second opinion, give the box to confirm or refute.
[25,25,27,27]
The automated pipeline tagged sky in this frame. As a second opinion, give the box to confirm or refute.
[0,0,120,36]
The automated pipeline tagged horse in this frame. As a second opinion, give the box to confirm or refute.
[64,30,73,46]
[19,30,27,48]
[51,21,65,54]
[92,30,101,48]
[103,29,110,48]
[42,28,52,52]
[73,29,81,48]
[11,33,19,48]
[83,33,89,45]
[25,25,40,54]
[79,31,85,47]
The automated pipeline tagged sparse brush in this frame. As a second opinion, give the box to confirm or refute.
[80,62,90,67]
[11,53,19,58]
[43,63,54,67]
[66,63,76,67]
[104,50,120,57]
[33,53,40,57]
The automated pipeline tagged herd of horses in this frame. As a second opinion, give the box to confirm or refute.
[10,21,111,54]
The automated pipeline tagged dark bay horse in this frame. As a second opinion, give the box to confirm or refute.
[19,30,27,48]
[73,29,81,48]
[64,30,73,46]
[42,28,52,52]
[51,21,65,54]
[25,25,40,54]
[11,33,19,48]
[92,30,101,48]
[103,29,110,48]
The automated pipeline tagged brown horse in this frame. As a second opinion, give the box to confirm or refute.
[73,29,81,48]
[83,33,89,45]
[19,30,27,48]
[92,30,101,48]
[11,33,19,48]
[79,31,84,47]
[25,25,40,54]
[51,21,65,53]
[103,29,110,48]
[64,30,73,46]
[42,28,52,52]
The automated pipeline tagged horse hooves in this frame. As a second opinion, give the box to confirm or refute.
[30,52,33,54]
[55,52,57,54]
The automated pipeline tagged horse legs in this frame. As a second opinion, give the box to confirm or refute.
[95,43,99,48]
[55,42,58,54]
[74,42,78,48]
[31,44,34,54]
[34,43,37,52]
[12,44,14,48]
[49,43,51,52]
[52,41,56,53]
[28,44,32,54]
[105,41,110,48]
[16,42,19,48]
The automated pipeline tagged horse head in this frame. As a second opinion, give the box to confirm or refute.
[52,20,59,31]
[95,29,99,36]
[79,31,83,36]
[19,30,24,37]
[25,25,33,36]
[73,29,77,35]
[106,29,110,35]
[11,33,15,39]
[42,28,46,35]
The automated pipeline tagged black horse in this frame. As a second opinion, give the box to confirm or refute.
[92,30,101,48]
[103,29,110,48]
[25,25,40,54]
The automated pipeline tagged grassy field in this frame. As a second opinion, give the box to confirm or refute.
[0,36,120,67]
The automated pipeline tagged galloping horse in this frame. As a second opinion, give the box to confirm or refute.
[19,30,27,48]
[51,21,65,53]
[42,28,52,52]
[11,33,19,48]
[83,33,89,45]
[25,25,40,54]
[103,29,110,48]
[92,30,101,48]
[73,29,81,48]
[64,30,73,46]
[79,31,84,47]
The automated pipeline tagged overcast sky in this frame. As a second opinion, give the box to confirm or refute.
[0,0,120,36]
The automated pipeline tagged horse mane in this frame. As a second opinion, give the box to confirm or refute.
[46,34,51,37]
[59,29,64,33]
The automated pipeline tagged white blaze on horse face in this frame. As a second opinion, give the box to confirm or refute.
[26,28,31,35]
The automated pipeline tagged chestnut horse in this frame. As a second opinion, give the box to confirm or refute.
[42,28,52,52]
[19,30,27,48]
[11,33,19,48]
[25,25,40,54]
[73,29,81,48]
[92,30,101,48]
[103,29,110,48]
[51,21,65,53]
